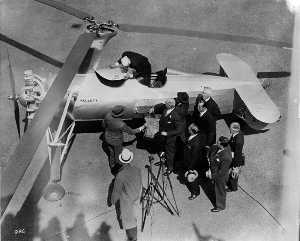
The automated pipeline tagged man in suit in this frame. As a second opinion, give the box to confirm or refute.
[102,105,145,175]
[109,148,142,241]
[193,87,221,121]
[227,122,245,192]
[156,98,186,175]
[206,136,232,212]
[110,51,152,81]
[184,123,208,200]
[192,97,216,147]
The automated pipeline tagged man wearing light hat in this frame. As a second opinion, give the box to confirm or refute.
[102,105,145,175]
[110,148,142,241]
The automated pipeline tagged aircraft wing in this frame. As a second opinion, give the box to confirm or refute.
[216,53,281,124]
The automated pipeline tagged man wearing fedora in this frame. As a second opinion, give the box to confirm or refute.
[206,136,232,212]
[102,105,145,175]
[110,148,142,241]
[184,123,208,200]
[227,122,245,192]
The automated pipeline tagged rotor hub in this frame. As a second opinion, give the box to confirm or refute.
[84,17,119,35]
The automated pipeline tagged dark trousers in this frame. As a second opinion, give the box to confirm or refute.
[186,179,200,196]
[165,140,176,171]
[214,176,227,210]
[103,142,123,175]
[227,176,239,191]
[126,227,137,241]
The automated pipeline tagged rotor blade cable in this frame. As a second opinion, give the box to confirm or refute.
[0,33,63,68]
[238,183,286,232]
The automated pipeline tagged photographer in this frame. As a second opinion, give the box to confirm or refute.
[109,148,142,241]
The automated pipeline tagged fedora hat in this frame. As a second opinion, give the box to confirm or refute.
[111,105,125,118]
[185,170,199,182]
[119,148,134,164]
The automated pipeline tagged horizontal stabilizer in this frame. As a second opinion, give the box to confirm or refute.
[216,53,280,124]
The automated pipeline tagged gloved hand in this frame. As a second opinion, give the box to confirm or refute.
[231,167,240,179]
[205,169,212,179]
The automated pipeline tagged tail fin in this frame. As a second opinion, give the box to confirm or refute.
[216,53,280,126]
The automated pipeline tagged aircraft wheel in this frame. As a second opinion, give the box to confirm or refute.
[43,183,65,202]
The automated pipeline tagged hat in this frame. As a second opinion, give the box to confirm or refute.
[218,136,229,145]
[111,105,125,118]
[119,148,134,164]
[185,170,199,182]
[176,92,189,104]
[230,122,240,133]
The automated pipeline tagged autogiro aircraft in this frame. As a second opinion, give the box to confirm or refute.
[1,0,290,216]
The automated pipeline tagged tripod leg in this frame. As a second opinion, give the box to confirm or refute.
[166,174,180,216]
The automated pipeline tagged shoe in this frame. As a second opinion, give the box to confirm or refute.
[210,207,224,212]
[188,194,198,200]
[225,188,233,192]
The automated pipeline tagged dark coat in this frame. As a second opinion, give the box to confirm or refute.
[118,51,151,79]
[208,144,232,209]
[209,145,232,180]
[193,97,221,121]
[159,108,186,142]
[102,112,139,146]
[229,132,245,167]
[184,133,208,174]
[192,110,216,146]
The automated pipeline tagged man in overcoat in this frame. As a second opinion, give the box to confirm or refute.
[227,122,245,192]
[183,123,208,200]
[206,136,232,212]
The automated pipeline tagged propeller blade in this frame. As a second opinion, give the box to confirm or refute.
[118,24,292,49]
[33,0,93,20]
[6,49,21,138]
[0,33,63,68]
[14,100,21,138]
[1,32,96,214]
[257,71,290,78]
[23,116,29,133]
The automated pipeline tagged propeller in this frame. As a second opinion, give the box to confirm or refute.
[33,0,292,49]
[6,49,21,138]
[1,32,97,214]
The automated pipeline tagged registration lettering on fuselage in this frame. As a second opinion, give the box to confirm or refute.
[79,97,99,103]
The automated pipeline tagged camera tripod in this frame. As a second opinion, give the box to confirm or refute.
[140,154,180,232]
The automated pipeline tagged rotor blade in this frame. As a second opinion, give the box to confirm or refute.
[1,32,96,215]
[33,0,93,20]
[7,49,21,138]
[118,24,292,48]
[257,71,290,78]
[0,33,63,68]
